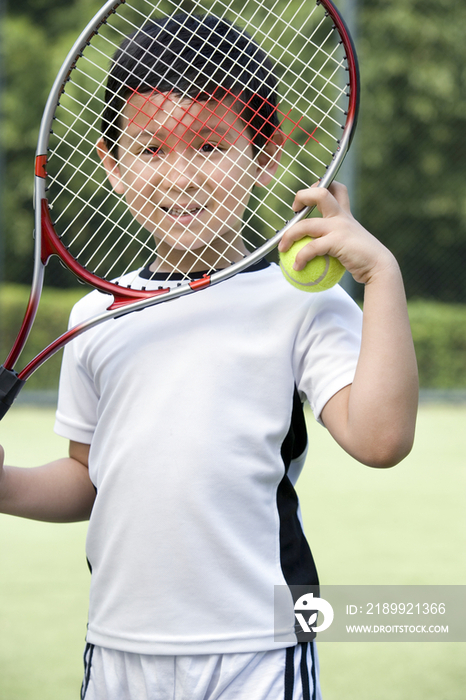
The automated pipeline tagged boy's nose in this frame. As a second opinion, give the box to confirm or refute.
[161,151,200,190]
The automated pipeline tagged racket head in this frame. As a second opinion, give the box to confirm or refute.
[35,0,359,302]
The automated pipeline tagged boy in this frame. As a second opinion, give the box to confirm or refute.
[0,13,418,700]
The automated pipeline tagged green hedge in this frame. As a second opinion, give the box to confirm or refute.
[1,285,466,391]
[0,284,87,391]
[408,300,466,389]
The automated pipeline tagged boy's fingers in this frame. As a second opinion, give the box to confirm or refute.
[279,182,354,254]
[292,181,350,215]
[292,239,322,270]
[328,181,351,211]
[278,218,331,252]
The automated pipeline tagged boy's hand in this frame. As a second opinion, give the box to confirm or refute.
[278,182,397,286]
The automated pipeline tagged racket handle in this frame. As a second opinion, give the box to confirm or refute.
[0,367,26,420]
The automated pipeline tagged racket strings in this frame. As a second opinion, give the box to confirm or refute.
[53,91,266,266]
[45,0,352,284]
[96,88,286,274]
[51,10,342,173]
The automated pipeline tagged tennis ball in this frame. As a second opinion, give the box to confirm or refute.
[279,236,345,292]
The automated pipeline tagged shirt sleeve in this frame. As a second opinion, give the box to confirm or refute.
[292,284,363,424]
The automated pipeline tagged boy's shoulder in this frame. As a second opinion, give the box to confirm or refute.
[70,287,113,322]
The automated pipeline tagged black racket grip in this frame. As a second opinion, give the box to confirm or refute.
[0,366,26,420]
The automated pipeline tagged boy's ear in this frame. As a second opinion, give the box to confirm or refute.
[254,130,285,187]
[96,138,125,195]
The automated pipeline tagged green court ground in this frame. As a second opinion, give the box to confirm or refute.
[0,402,465,699]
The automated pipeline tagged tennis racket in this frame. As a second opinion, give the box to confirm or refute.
[0,0,359,419]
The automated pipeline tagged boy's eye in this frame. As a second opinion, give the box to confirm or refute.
[200,142,221,153]
[141,144,162,157]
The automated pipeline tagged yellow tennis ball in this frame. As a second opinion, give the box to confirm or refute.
[279,236,346,292]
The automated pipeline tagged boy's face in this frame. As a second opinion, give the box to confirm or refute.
[97,91,282,272]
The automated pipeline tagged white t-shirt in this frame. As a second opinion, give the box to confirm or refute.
[54,260,362,655]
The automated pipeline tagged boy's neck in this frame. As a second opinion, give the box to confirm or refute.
[149,232,249,275]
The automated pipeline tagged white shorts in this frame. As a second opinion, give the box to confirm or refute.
[81,643,322,700]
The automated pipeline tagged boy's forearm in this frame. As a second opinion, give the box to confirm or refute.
[323,257,418,467]
[0,458,95,523]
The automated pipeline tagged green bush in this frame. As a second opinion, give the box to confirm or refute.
[0,284,87,392]
[1,285,466,391]
[408,300,466,389]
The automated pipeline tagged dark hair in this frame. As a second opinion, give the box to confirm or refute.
[102,13,279,157]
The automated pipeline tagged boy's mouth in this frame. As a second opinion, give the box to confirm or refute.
[161,205,204,218]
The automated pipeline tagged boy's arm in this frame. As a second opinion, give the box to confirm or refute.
[0,441,95,522]
[279,182,418,468]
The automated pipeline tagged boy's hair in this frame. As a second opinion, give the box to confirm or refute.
[102,13,279,158]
